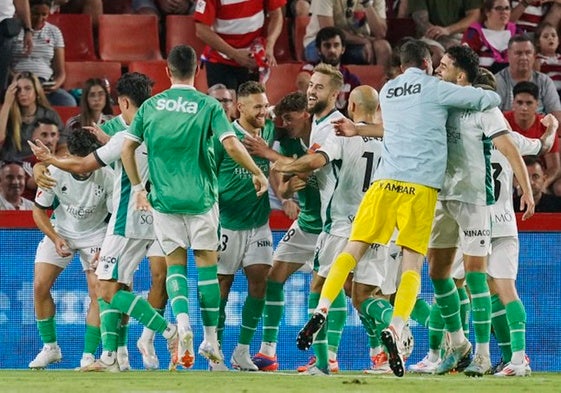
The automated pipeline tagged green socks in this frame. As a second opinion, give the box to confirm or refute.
[239,295,265,345]
[411,298,431,328]
[262,280,284,344]
[37,316,56,345]
[83,324,101,355]
[327,290,347,354]
[465,272,491,346]
[197,265,220,327]
[166,265,189,317]
[432,278,462,333]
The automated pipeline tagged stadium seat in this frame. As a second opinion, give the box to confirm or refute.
[265,63,302,106]
[386,18,417,46]
[271,18,294,63]
[48,14,97,61]
[293,16,310,62]
[165,15,206,58]
[346,65,387,91]
[128,60,171,95]
[98,15,163,65]
[53,106,80,125]
[64,61,122,91]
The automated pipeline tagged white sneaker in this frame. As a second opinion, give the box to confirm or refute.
[494,358,531,377]
[177,325,195,369]
[117,346,131,371]
[80,358,120,372]
[165,325,179,371]
[231,346,258,371]
[198,340,223,363]
[464,353,491,377]
[300,364,329,376]
[79,353,95,369]
[137,337,159,370]
[408,355,441,374]
[29,344,62,369]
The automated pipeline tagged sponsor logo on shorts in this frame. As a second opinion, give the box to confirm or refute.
[383,182,416,195]
[493,212,513,223]
[347,214,355,224]
[256,240,272,248]
[463,229,491,237]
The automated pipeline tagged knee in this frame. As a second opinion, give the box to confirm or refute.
[33,278,51,299]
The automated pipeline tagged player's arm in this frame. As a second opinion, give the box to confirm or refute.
[270,170,301,220]
[493,132,535,220]
[121,137,150,211]
[222,135,269,197]
[243,135,286,162]
[332,117,384,137]
[28,139,101,173]
[438,82,501,111]
[539,114,559,154]
[32,204,71,257]
[272,151,328,173]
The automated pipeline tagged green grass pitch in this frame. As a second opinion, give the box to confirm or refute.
[2,370,561,393]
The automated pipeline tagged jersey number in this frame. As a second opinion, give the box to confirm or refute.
[361,152,380,192]
[492,162,503,202]
[220,234,229,252]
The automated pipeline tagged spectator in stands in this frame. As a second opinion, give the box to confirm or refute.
[62,78,113,152]
[11,0,76,107]
[1,0,33,97]
[194,0,285,90]
[208,83,237,121]
[297,26,360,115]
[286,0,310,18]
[510,0,561,37]
[534,22,561,96]
[495,34,561,132]
[514,155,561,211]
[462,0,519,73]
[133,0,195,18]
[0,72,63,161]
[0,160,33,209]
[303,0,392,70]
[409,0,482,65]
[504,81,561,192]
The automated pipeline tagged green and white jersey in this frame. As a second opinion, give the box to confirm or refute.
[310,109,343,224]
[441,106,508,205]
[35,166,113,240]
[94,131,154,240]
[100,114,127,137]
[491,131,541,238]
[126,85,235,214]
[278,136,322,235]
[319,131,383,237]
[215,119,274,230]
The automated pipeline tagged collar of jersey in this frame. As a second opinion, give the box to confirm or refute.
[170,84,196,90]
[314,108,338,125]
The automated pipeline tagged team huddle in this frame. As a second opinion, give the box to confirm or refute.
[25,42,553,377]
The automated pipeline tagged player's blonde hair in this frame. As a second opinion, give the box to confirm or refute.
[313,63,344,92]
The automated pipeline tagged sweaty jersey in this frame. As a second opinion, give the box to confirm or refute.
[319,132,383,237]
[278,136,322,235]
[491,131,541,238]
[441,106,508,205]
[95,131,154,240]
[35,166,113,240]
[376,67,501,189]
[310,109,343,224]
[100,114,128,137]
[215,119,274,230]
[126,84,235,215]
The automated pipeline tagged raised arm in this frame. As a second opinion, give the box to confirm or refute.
[28,139,101,173]
[271,151,328,174]
[222,135,269,196]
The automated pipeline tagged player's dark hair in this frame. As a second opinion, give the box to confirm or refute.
[116,72,154,108]
[445,45,480,83]
[237,81,266,98]
[315,26,347,49]
[167,45,198,80]
[274,91,307,116]
[524,155,542,167]
[473,67,497,91]
[513,81,539,100]
[400,39,432,68]
[67,129,102,157]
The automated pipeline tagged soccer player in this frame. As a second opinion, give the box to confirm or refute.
[28,129,113,369]
[430,52,534,377]
[121,45,268,370]
[29,72,176,371]
[300,39,502,377]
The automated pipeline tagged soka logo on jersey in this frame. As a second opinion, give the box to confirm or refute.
[155,97,199,113]
[386,83,421,98]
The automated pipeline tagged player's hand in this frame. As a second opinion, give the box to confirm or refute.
[33,163,56,189]
[281,198,300,220]
[54,236,72,257]
[332,117,358,137]
[253,172,269,197]
[286,175,307,193]
[243,135,271,158]
[83,123,111,145]
[134,190,151,212]
[519,193,535,221]
[28,139,54,162]
[271,156,295,173]
[541,113,559,129]
[90,250,100,270]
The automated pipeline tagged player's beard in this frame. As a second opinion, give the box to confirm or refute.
[308,98,328,115]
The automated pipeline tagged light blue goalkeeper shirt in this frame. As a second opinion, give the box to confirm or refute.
[374,67,501,190]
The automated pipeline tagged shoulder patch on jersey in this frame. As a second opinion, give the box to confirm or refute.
[196,0,206,14]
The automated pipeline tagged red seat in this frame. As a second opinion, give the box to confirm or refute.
[386,18,417,46]
[53,106,80,125]
[345,65,387,91]
[48,14,97,61]
[128,60,171,95]
[165,15,206,58]
[271,18,294,63]
[265,63,303,106]
[293,16,310,62]
[98,15,163,65]
[64,61,122,91]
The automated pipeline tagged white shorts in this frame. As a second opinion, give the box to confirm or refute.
[218,223,274,275]
[273,221,318,272]
[487,236,519,280]
[429,200,491,257]
[380,241,402,295]
[152,203,220,254]
[96,235,158,285]
[34,232,105,271]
